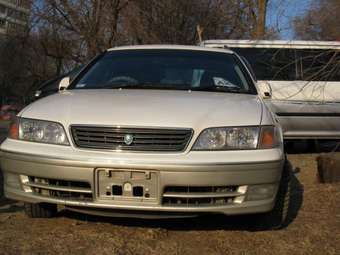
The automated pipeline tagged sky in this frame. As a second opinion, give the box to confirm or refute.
[267,0,313,39]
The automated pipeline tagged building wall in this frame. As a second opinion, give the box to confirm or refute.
[0,0,30,36]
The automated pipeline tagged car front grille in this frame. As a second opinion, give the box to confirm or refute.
[162,185,246,207]
[71,126,193,152]
[23,176,93,201]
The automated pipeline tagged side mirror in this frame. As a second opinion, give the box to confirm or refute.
[34,90,42,98]
[58,77,70,91]
[263,91,272,99]
[257,81,272,99]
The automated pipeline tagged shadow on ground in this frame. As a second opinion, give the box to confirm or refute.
[58,161,304,232]
[285,140,340,154]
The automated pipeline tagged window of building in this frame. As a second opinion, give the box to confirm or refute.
[0,4,7,14]
[0,18,6,28]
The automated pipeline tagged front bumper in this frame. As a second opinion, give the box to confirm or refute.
[0,140,284,218]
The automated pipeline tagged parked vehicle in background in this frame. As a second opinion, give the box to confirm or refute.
[0,104,22,121]
[0,45,289,228]
[33,65,84,101]
[202,40,340,142]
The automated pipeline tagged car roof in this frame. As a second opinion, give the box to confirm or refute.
[201,39,340,50]
[107,44,234,54]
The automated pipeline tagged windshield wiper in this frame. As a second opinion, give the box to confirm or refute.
[99,82,246,93]
[101,82,192,90]
[100,83,152,89]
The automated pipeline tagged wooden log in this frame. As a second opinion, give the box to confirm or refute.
[317,153,340,183]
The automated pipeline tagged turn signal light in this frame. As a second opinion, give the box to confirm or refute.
[259,126,276,149]
[8,117,19,139]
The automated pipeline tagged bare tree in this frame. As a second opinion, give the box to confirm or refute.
[123,0,272,45]
[293,0,340,41]
[1,0,281,104]
[35,0,130,62]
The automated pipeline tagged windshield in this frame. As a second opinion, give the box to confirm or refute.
[70,49,256,94]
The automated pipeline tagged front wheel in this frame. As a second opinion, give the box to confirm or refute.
[256,160,291,229]
[24,203,57,218]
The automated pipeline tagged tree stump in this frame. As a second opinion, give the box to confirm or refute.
[317,153,340,183]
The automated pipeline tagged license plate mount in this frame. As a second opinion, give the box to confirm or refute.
[96,168,159,203]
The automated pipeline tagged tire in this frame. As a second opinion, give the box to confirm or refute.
[256,160,291,230]
[24,203,57,218]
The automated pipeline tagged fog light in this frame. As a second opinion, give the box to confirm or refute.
[246,184,276,201]
[234,196,246,204]
[20,175,32,192]
[234,185,248,204]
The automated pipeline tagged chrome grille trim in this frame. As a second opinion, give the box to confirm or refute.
[162,185,245,207]
[163,191,243,199]
[24,182,92,194]
[70,126,193,152]
[23,176,93,201]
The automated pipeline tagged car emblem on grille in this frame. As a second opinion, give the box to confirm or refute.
[124,134,134,145]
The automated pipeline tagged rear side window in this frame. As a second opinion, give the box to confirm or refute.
[232,47,340,82]
[231,48,297,81]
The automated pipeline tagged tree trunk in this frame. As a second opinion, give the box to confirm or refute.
[317,153,340,183]
[254,0,267,39]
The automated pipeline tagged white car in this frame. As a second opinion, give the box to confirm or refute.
[0,45,289,228]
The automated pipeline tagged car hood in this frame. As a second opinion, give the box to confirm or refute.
[21,89,263,131]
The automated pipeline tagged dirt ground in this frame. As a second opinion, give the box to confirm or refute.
[0,126,339,254]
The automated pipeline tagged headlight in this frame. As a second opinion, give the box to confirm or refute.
[9,117,69,145]
[192,126,280,151]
